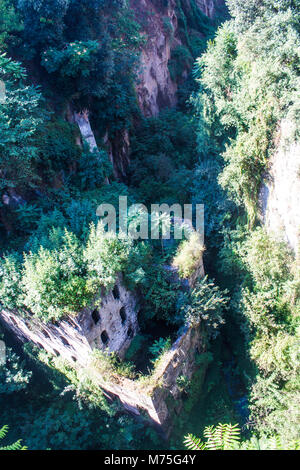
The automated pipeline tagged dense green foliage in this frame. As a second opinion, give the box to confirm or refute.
[0,0,299,452]
[0,339,31,394]
[195,0,300,223]
[0,333,163,449]
[218,227,300,442]
[187,0,300,449]
[179,276,228,337]
[0,54,44,196]
[0,223,150,322]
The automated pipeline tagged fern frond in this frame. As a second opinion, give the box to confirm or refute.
[222,424,241,450]
[188,424,241,451]
[0,425,9,440]
[184,434,206,450]
[267,435,283,450]
[288,440,300,450]
[0,440,27,451]
[0,425,27,451]
[203,425,219,450]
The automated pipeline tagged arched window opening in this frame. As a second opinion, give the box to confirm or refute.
[127,327,134,339]
[112,285,120,300]
[91,309,100,325]
[120,306,126,325]
[10,316,17,326]
[101,331,109,345]
[60,336,70,347]
[42,329,50,339]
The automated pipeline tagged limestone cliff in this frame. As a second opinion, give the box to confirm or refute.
[131,0,225,117]
[196,0,226,18]
[260,120,300,253]
[70,0,226,178]
[105,0,226,176]
[131,0,180,117]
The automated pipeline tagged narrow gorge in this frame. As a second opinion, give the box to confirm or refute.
[0,0,299,451]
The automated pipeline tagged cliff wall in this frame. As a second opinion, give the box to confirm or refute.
[132,0,225,117]
[260,120,300,253]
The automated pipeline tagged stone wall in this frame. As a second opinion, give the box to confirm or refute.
[0,297,206,435]
[0,278,139,365]
[87,325,206,435]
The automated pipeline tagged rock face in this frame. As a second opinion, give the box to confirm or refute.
[132,0,180,117]
[196,0,225,18]
[73,110,98,151]
[0,278,139,365]
[67,1,226,176]
[260,120,300,253]
[132,0,226,117]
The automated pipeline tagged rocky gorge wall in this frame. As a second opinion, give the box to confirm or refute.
[260,120,300,254]
[69,0,226,177]
[131,0,180,117]
[131,0,225,117]
[196,0,226,18]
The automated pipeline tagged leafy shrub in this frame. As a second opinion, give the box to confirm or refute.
[162,16,174,38]
[42,41,100,78]
[180,276,228,338]
[36,119,80,179]
[0,346,31,395]
[22,229,94,322]
[0,252,24,309]
[84,223,134,290]
[0,55,45,197]
[139,261,181,324]
[176,374,191,393]
[91,349,136,379]
[173,232,204,279]
[73,146,112,191]
[149,337,171,364]
[169,45,193,81]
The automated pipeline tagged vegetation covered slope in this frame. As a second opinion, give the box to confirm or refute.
[186,0,300,447]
